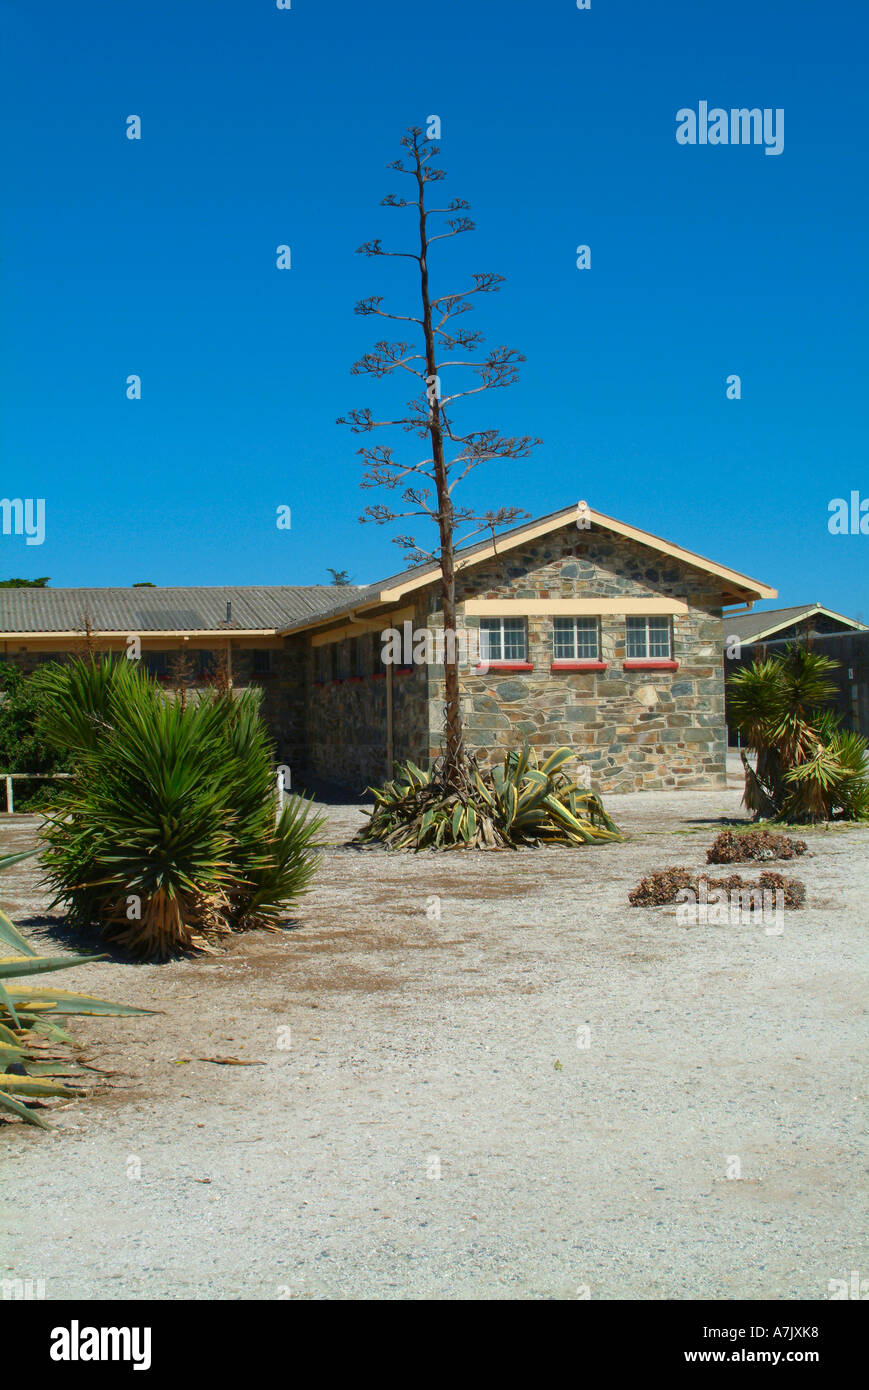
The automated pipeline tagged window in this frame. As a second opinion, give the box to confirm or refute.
[626,616,671,660]
[553,617,599,661]
[252,649,273,676]
[143,652,167,678]
[351,635,368,677]
[480,617,527,663]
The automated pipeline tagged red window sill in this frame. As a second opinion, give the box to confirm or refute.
[395,666,414,676]
[371,671,386,680]
[551,661,607,672]
[348,675,364,683]
[475,662,534,672]
[623,660,678,671]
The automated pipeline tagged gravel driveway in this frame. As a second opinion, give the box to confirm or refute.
[2,763,867,1301]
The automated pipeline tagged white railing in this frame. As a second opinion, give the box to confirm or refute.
[1,772,72,814]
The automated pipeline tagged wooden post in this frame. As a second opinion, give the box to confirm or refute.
[385,661,394,780]
[5,776,12,814]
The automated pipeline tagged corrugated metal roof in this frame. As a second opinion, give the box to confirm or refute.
[0,586,366,634]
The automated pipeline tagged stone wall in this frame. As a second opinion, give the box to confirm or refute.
[303,599,430,792]
[258,638,307,769]
[422,523,727,793]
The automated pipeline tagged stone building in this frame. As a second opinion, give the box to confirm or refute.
[0,504,776,795]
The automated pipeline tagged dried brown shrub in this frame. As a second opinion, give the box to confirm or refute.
[707,829,807,865]
[628,867,694,907]
[629,868,806,910]
[755,871,806,909]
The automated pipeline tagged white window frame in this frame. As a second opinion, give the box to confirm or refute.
[479,616,527,663]
[625,615,672,660]
[552,616,600,662]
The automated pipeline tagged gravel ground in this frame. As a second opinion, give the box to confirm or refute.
[1,757,867,1301]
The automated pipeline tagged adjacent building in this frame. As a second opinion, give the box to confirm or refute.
[724,603,868,741]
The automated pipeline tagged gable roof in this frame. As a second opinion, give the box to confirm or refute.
[0,504,778,640]
[726,603,867,645]
[275,502,778,633]
[0,585,365,637]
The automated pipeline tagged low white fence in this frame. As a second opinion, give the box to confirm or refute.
[1,772,72,814]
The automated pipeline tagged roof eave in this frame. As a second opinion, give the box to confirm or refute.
[277,504,777,633]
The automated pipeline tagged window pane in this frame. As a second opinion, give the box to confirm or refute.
[143,652,167,677]
[648,619,671,658]
[575,618,598,660]
[553,617,575,659]
[502,618,526,661]
[480,619,502,662]
[625,617,647,659]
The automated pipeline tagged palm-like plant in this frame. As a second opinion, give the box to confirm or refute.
[1,851,152,1130]
[728,645,869,822]
[38,658,324,957]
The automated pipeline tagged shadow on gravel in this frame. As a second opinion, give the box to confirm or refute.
[19,914,306,965]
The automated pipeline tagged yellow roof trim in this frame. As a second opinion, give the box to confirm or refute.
[375,506,777,604]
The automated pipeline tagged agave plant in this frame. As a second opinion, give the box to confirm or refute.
[38,657,325,957]
[355,743,621,850]
[728,646,869,822]
[0,850,151,1130]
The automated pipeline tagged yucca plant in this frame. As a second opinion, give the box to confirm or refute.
[0,850,151,1130]
[355,743,621,850]
[728,645,869,822]
[38,658,325,957]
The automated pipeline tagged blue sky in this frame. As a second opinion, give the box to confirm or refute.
[1,0,866,617]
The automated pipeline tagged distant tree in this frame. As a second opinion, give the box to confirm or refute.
[338,126,539,789]
[167,649,198,709]
[132,582,156,588]
[327,568,353,586]
[0,577,49,588]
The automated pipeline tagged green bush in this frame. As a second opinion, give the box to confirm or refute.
[0,663,71,810]
[38,658,324,958]
[728,646,869,822]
